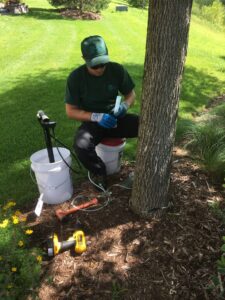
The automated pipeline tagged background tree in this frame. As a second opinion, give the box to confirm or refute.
[201,0,225,26]
[127,0,148,9]
[130,0,193,218]
[194,0,213,7]
[48,0,110,13]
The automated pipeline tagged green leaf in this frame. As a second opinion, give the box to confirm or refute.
[218,267,225,274]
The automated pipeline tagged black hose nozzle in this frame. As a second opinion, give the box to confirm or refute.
[37,110,49,122]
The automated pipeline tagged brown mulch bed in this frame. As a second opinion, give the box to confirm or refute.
[26,147,225,300]
[60,9,101,20]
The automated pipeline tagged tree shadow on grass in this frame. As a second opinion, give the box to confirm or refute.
[24,7,66,21]
[176,66,225,142]
[0,64,224,203]
[180,65,225,115]
[24,7,102,21]
[0,7,66,21]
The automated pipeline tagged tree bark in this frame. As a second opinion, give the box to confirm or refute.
[130,0,193,218]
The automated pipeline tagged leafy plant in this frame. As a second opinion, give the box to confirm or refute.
[218,237,225,274]
[209,201,225,224]
[208,236,225,298]
[0,201,43,299]
[194,0,225,26]
[185,116,225,180]
[127,0,148,8]
[48,0,110,12]
[111,281,127,300]
[194,0,214,7]
[201,0,225,26]
[175,118,195,143]
[2,0,21,4]
[210,103,225,118]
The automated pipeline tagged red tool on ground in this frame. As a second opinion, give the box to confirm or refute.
[55,198,98,221]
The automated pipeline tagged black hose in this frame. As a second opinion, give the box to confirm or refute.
[50,129,83,174]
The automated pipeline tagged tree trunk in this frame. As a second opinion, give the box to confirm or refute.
[130,0,193,218]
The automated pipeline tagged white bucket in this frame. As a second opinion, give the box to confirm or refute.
[30,147,73,204]
[96,138,126,175]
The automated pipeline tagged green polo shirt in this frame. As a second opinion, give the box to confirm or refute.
[65,62,135,113]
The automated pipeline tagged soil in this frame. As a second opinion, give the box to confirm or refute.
[60,9,101,20]
[25,147,225,300]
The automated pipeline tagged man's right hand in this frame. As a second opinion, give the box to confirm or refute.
[91,113,117,129]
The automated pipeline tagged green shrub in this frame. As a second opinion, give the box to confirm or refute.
[218,237,225,274]
[175,118,195,143]
[185,116,225,179]
[193,0,225,26]
[208,236,225,298]
[210,103,225,118]
[127,0,148,9]
[0,201,43,299]
[210,201,225,223]
[195,0,214,7]
[48,0,110,12]
[0,0,21,3]
[201,0,225,26]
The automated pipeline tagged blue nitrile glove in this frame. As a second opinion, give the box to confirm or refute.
[113,102,129,118]
[91,113,117,129]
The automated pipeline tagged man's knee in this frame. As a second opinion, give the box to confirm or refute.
[74,129,93,151]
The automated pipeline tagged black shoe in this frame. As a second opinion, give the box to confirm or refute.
[89,172,107,191]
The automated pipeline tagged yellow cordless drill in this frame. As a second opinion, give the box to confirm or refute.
[47,229,86,257]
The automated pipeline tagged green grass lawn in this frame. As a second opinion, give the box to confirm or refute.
[0,0,225,206]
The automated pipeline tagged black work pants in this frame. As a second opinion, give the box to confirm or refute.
[74,114,139,175]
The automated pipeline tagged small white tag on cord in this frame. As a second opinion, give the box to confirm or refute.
[34,193,44,217]
[113,96,122,114]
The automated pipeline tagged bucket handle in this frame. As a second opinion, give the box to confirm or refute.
[30,167,70,190]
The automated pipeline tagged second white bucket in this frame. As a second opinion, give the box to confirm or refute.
[30,147,73,204]
[96,138,126,175]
